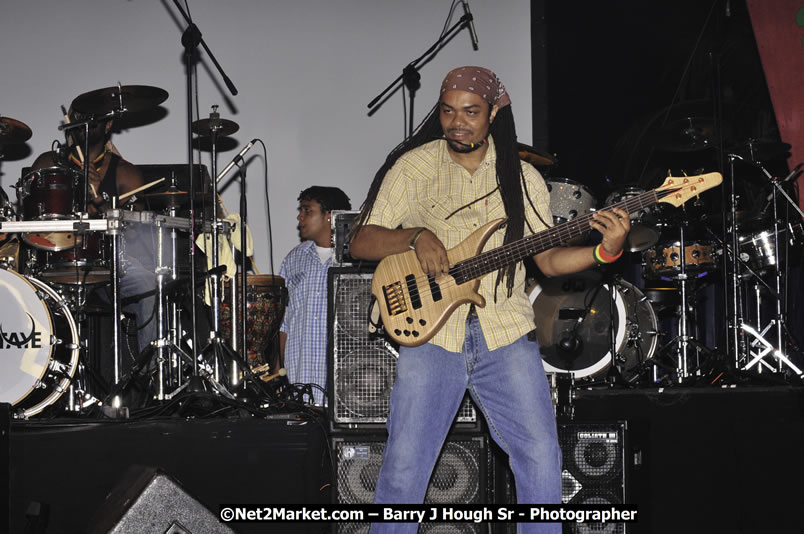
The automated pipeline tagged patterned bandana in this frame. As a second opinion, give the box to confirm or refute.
[439,66,511,109]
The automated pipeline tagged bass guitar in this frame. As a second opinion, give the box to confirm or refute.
[371,173,722,347]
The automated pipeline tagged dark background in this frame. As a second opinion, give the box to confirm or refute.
[535,0,783,205]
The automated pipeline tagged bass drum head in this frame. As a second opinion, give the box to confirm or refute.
[528,271,626,378]
[0,268,78,417]
[614,278,659,382]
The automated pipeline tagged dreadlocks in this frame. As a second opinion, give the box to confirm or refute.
[355,100,539,298]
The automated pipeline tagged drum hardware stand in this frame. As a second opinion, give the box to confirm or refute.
[655,219,712,383]
[64,285,104,412]
[733,158,804,378]
[135,215,193,401]
[101,199,129,415]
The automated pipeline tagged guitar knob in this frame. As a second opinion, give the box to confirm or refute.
[394,329,402,336]
[406,317,413,324]
[403,330,411,337]
[412,331,419,337]
[419,319,427,326]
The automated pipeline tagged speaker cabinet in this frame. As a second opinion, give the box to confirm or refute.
[491,422,627,534]
[332,433,492,534]
[328,269,477,428]
[89,467,234,534]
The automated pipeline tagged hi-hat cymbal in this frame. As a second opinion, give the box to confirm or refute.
[0,116,32,145]
[729,139,791,162]
[655,117,715,152]
[192,118,240,137]
[142,190,211,209]
[71,85,168,116]
[517,143,556,166]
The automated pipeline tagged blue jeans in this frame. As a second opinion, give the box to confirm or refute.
[96,245,157,354]
[119,254,157,353]
[371,315,562,534]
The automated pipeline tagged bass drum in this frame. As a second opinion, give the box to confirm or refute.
[528,271,658,382]
[0,268,79,417]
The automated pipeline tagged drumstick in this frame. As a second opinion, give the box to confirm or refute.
[61,105,84,164]
[119,177,166,202]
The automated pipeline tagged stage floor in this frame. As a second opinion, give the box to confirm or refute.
[6,385,804,534]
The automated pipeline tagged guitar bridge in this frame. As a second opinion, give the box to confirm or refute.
[382,281,408,316]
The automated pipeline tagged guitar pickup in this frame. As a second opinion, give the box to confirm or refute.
[382,281,408,316]
[427,275,443,302]
[405,274,422,310]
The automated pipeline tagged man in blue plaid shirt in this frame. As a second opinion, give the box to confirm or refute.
[279,186,351,405]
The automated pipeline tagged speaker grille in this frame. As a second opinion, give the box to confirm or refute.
[559,422,626,534]
[329,270,476,426]
[333,435,488,533]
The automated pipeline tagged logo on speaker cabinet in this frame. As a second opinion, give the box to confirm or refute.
[343,445,370,460]
[0,313,43,349]
[577,431,618,442]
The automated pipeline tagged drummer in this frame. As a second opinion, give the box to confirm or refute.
[279,186,351,405]
[29,108,157,362]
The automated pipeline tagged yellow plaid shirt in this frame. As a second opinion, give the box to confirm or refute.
[366,137,553,352]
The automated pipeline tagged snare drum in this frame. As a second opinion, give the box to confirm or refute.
[19,166,83,251]
[0,267,79,417]
[642,241,716,278]
[221,274,287,368]
[604,186,661,252]
[545,178,597,224]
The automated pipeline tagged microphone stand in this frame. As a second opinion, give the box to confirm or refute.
[168,1,239,399]
[238,162,248,371]
[171,0,238,388]
[366,12,475,138]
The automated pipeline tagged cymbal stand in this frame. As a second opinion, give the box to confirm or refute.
[737,159,804,377]
[197,108,240,391]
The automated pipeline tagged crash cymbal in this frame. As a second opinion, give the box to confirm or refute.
[729,139,791,162]
[517,143,556,166]
[192,117,240,137]
[142,189,212,209]
[71,85,168,116]
[655,117,715,152]
[0,116,32,145]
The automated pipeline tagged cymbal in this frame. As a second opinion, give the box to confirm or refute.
[192,118,240,137]
[0,116,32,145]
[142,190,212,209]
[729,139,791,162]
[517,143,556,166]
[71,85,168,116]
[655,117,714,152]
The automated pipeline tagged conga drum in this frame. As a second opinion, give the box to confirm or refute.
[221,274,287,368]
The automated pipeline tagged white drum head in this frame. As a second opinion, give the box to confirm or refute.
[0,268,54,405]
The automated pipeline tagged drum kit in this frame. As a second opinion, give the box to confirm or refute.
[519,134,803,387]
[0,89,287,418]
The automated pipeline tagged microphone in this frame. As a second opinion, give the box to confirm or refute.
[259,367,287,383]
[461,0,479,50]
[558,333,581,355]
[762,163,803,206]
[216,139,258,183]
